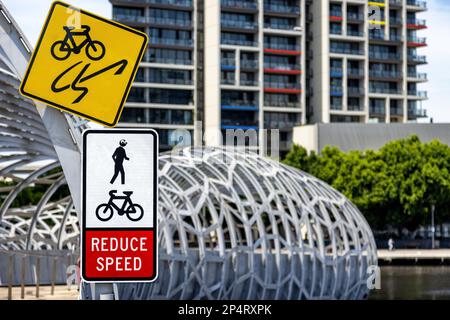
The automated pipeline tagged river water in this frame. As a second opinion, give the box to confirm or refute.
[370,266,450,300]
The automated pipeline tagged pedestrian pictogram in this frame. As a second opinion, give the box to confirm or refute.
[82,129,158,282]
[19,1,148,127]
[110,139,130,184]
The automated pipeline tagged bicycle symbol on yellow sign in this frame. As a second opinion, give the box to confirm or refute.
[19,1,148,127]
[51,25,106,61]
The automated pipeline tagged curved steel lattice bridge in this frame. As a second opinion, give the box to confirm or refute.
[0,1,377,299]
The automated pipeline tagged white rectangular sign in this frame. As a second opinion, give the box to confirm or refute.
[81,129,158,282]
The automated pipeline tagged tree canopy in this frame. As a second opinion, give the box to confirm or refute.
[283,136,450,229]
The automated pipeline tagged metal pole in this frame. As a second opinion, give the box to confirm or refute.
[431,204,435,249]
[51,257,57,295]
[7,254,13,300]
[35,257,40,298]
[20,255,26,299]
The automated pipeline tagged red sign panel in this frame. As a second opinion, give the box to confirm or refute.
[84,229,154,279]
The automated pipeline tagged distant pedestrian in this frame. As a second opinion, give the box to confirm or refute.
[388,238,394,251]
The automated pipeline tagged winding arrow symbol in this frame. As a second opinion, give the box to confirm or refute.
[51,59,128,104]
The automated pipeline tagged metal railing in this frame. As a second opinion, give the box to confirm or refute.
[221,19,258,30]
[264,3,301,14]
[0,250,79,300]
[221,0,258,10]
[150,37,194,47]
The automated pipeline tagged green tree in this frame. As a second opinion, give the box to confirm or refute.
[283,136,450,229]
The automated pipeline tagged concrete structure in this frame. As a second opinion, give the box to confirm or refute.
[293,123,450,153]
[110,0,428,155]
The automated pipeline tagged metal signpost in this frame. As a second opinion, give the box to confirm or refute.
[81,130,158,283]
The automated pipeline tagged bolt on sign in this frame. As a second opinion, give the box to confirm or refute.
[81,129,158,282]
[19,1,148,127]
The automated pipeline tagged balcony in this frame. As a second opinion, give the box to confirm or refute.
[265,82,299,90]
[264,62,301,74]
[330,86,343,96]
[407,18,427,29]
[240,79,259,87]
[369,70,402,79]
[150,37,193,47]
[347,30,364,38]
[408,107,427,118]
[369,87,402,95]
[347,68,364,77]
[264,119,301,129]
[330,10,342,19]
[348,87,365,96]
[369,51,401,61]
[407,72,428,80]
[407,36,427,47]
[114,14,148,24]
[347,13,364,21]
[221,0,258,10]
[390,108,404,116]
[265,81,301,94]
[390,17,402,25]
[222,119,258,128]
[330,28,342,35]
[146,54,192,66]
[369,32,386,41]
[264,100,300,108]
[389,0,403,7]
[221,58,236,69]
[221,100,259,111]
[222,38,258,47]
[264,3,300,15]
[221,78,235,85]
[408,90,428,98]
[148,17,192,27]
[150,78,193,86]
[348,105,364,112]
[330,103,342,110]
[330,47,364,56]
[264,22,299,31]
[406,0,427,10]
[221,19,258,30]
[369,107,386,115]
[265,43,300,51]
[241,60,259,69]
[146,0,193,8]
[330,67,343,77]
[407,54,427,64]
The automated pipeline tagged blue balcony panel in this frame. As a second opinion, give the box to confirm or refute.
[221,105,259,111]
[221,125,259,131]
[221,65,237,70]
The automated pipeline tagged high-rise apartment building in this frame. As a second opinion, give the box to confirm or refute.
[309,0,427,124]
[110,0,427,153]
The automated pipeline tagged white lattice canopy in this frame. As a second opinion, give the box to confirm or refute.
[116,147,377,300]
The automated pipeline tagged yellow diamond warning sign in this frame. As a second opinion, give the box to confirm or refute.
[20,1,148,127]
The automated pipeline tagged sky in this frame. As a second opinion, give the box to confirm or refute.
[2,0,449,122]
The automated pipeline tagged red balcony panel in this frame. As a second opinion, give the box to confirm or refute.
[264,48,302,56]
[264,68,302,75]
[407,24,427,30]
[407,42,427,47]
[330,16,343,22]
[264,88,302,94]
